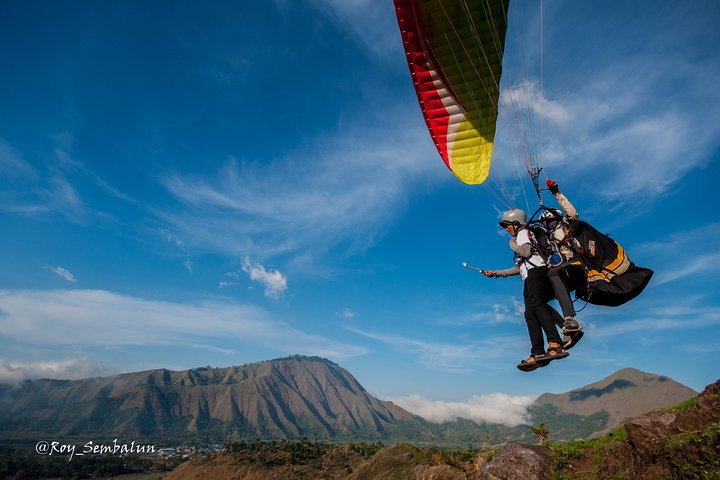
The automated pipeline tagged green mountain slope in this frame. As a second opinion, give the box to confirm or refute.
[532,367,697,439]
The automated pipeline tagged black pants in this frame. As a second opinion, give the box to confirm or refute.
[524,267,563,356]
[548,261,586,318]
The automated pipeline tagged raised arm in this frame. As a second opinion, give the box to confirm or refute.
[546,179,578,221]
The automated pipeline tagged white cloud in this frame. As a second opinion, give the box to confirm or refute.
[450,302,522,326]
[484,303,517,323]
[512,297,525,316]
[241,257,288,299]
[501,81,572,127]
[340,308,356,318]
[0,358,111,382]
[183,260,193,272]
[390,392,535,427]
[155,116,437,263]
[44,265,77,283]
[0,289,368,360]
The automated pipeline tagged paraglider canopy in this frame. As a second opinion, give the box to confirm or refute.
[394,0,509,185]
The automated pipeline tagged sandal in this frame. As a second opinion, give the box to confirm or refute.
[546,343,570,361]
[517,354,550,372]
[563,330,584,350]
[562,317,582,334]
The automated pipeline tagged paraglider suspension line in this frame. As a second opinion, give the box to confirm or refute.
[529,165,544,206]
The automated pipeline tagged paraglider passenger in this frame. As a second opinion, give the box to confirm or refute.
[541,179,587,340]
[483,208,569,372]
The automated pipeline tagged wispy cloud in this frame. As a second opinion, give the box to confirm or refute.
[155,116,437,264]
[0,358,112,382]
[0,138,36,178]
[638,223,720,253]
[42,176,87,224]
[501,81,572,128]
[0,134,138,225]
[636,223,720,286]
[389,392,535,427]
[161,229,185,250]
[304,0,399,57]
[44,265,77,283]
[491,7,720,210]
[588,303,720,339]
[557,63,717,201]
[432,293,526,328]
[683,341,720,354]
[459,302,522,325]
[241,257,288,299]
[0,289,368,360]
[0,136,88,224]
[653,252,720,286]
[348,327,522,374]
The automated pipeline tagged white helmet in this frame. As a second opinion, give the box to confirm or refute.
[499,208,526,227]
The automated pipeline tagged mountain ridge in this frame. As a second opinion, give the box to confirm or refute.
[0,356,698,445]
[0,356,420,443]
[533,367,697,435]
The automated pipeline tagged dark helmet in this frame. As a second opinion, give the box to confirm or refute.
[499,208,526,227]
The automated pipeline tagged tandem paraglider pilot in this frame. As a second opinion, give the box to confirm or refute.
[482,208,571,372]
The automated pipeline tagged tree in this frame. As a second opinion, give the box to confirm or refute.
[531,423,551,446]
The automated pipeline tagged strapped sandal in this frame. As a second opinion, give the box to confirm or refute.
[517,354,551,372]
[562,317,582,334]
[546,344,570,361]
[563,330,584,350]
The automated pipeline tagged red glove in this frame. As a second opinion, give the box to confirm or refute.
[546,179,560,195]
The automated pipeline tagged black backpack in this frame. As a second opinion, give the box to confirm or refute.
[526,223,563,267]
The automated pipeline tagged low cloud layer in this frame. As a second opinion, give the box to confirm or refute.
[0,358,111,382]
[390,393,535,427]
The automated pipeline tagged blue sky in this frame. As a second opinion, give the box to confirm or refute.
[1,0,719,426]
